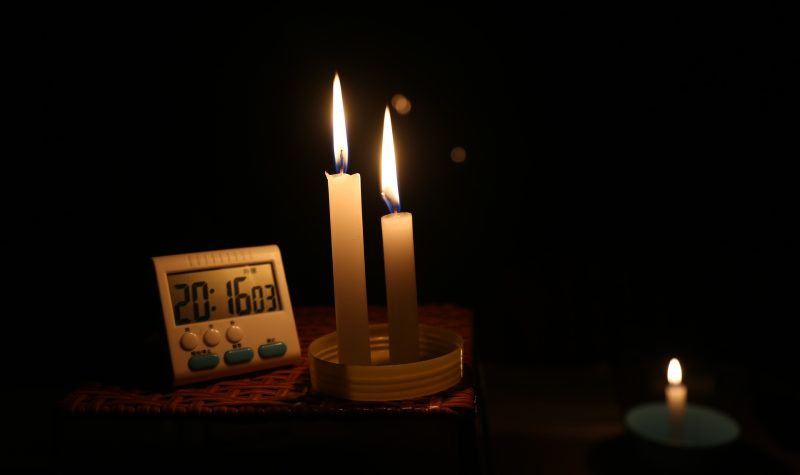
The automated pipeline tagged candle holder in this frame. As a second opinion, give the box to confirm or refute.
[625,402,740,448]
[309,323,463,401]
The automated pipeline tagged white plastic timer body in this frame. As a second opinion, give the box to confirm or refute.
[153,245,300,385]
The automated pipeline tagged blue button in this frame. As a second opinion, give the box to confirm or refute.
[188,353,220,371]
[258,342,287,358]
[224,347,254,365]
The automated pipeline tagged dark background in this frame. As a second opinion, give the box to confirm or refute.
[17,6,798,472]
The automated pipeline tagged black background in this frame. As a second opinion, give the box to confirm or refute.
[18,7,797,465]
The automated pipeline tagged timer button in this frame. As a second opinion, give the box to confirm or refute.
[188,353,220,371]
[204,329,222,347]
[258,341,287,359]
[226,325,244,343]
[224,347,254,365]
[180,332,200,351]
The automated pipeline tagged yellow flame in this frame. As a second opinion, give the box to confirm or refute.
[381,106,400,210]
[332,73,348,172]
[667,358,683,385]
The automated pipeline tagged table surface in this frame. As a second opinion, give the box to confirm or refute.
[61,304,474,417]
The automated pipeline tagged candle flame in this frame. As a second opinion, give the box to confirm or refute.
[667,358,683,385]
[381,106,400,212]
[332,73,348,173]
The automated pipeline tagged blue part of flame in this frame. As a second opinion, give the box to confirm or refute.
[381,193,401,213]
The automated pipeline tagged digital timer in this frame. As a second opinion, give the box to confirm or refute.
[153,245,300,385]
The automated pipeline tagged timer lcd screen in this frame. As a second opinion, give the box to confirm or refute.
[167,262,282,325]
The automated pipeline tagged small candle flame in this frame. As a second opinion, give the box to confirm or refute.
[667,358,683,385]
[332,73,348,173]
[381,106,400,212]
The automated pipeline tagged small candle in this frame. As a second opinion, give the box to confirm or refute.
[665,357,687,438]
[326,73,371,365]
[380,106,419,364]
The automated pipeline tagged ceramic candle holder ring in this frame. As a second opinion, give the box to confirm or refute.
[308,323,463,401]
[625,402,740,448]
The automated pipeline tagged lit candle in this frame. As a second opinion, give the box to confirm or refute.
[380,106,419,364]
[326,73,371,365]
[665,357,687,438]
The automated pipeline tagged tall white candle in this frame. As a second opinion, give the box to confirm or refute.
[665,357,687,438]
[380,106,419,364]
[326,73,370,365]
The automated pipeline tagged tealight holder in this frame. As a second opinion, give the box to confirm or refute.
[625,402,740,448]
[309,323,463,401]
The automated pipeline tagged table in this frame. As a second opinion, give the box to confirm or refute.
[58,305,477,472]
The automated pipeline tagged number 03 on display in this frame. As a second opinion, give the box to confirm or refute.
[153,245,300,385]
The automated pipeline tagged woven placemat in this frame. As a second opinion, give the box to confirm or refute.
[62,305,474,417]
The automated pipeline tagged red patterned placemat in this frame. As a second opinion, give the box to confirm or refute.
[62,305,474,417]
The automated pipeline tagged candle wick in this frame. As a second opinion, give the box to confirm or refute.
[337,150,346,174]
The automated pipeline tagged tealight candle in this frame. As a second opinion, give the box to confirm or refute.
[665,357,687,438]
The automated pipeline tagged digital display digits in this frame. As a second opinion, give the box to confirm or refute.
[167,262,282,325]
